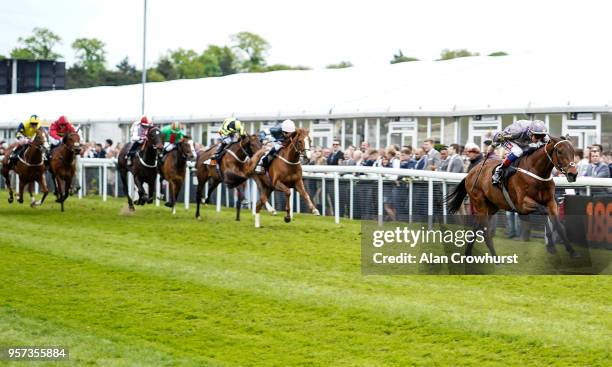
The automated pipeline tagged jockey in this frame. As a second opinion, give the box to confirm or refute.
[161,121,185,154]
[49,115,76,152]
[491,119,550,184]
[126,115,153,165]
[255,119,296,174]
[10,114,41,165]
[213,117,246,163]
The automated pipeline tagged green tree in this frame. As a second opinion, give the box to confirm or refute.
[488,51,508,57]
[390,50,419,64]
[202,45,238,76]
[146,68,165,82]
[72,38,107,75]
[168,48,205,78]
[231,32,269,72]
[154,56,178,80]
[263,64,310,72]
[11,27,62,60]
[326,61,353,69]
[437,48,479,61]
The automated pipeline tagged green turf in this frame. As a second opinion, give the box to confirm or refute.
[0,194,610,366]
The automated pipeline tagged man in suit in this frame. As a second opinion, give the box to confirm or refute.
[436,146,449,171]
[327,140,344,165]
[584,150,610,178]
[414,148,427,170]
[446,144,465,173]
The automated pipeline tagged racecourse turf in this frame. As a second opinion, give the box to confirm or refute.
[0,194,610,366]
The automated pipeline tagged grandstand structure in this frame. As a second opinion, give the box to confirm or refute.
[0,54,610,150]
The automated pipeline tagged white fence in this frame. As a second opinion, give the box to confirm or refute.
[2,157,611,224]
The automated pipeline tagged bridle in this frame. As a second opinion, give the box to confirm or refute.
[545,139,576,175]
[276,132,307,166]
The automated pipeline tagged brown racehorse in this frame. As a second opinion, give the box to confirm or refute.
[117,126,164,211]
[49,132,81,212]
[1,128,50,207]
[159,137,195,215]
[446,136,579,258]
[194,134,261,221]
[246,128,320,227]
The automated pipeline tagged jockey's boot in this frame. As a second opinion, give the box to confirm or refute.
[492,165,503,185]
[212,142,226,165]
[255,154,268,174]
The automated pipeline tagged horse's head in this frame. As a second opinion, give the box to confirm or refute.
[290,128,312,160]
[33,128,49,153]
[241,134,263,157]
[548,135,577,182]
[146,126,164,155]
[63,132,82,154]
[179,137,196,161]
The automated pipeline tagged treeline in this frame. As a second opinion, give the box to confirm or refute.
[1,27,508,89]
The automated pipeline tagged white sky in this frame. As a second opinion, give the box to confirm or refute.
[0,0,610,70]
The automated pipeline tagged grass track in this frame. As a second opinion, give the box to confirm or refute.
[0,194,610,366]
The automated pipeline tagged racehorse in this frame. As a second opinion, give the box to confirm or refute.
[446,136,579,258]
[159,137,195,215]
[194,134,261,221]
[246,128,320,227]
[1,128,50,207]
[117,126,164,211]
[49,131,82,212]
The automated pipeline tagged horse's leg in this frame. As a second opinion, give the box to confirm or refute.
[543,216,557,254]
[482,214,497,257]
[168,181,177,215]
[205,177,220,205]
[17,177,25,204]
[195,175,204,220]
[147,176,155,204]
[133,176,146,205]
[37,172,49,206]
[2,168,13,203]
[546,200,578,258]
[119,168,135,211]
[272,181,292,223]
[235,187,241,221]
[254,180,272,228]
[294,178,320,216]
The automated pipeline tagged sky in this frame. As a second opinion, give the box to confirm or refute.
[0,0,610,70]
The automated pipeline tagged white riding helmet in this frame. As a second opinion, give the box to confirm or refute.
[281,119,296,133]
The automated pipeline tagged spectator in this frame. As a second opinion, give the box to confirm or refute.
[465,143,483,172]
[446,144,464,173]
[93,143,106,158]
[363,149,379,166]
[574,149,589,176]
[327,140,344,165]
[436,146,449,171]
[584,150,610,178]
[104,139,113,155]
[414,148,427,170]
[352,150,363,166]
[603,151,612,177]
[399,148,416,169]
[360,141,370,153]
[483,140,499,160]
[422,138,441,170]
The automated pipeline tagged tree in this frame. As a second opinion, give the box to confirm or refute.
[437,49,479,61]
[168,48,205,79]
[263,64,310,72]
[11,27,62,60]
[231,31,270,72]
[72,38,107,75]
[488,51,508,57]
[154,56,178,81]
[390,50,419,64]
[326,61,353,69]
[146,68,165,82]
[202,45,239,76]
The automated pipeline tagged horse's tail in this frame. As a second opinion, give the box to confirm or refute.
[445,178,467,214]
[244,149,266,177]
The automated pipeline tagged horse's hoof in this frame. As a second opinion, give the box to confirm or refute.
[546,244,557,254]
[129,206,135,212]
[271,211,278,216]
[284,216,291,223]
[164,202,173,208]
[55,198,62,203]
[569,251,581,259]
[312,209,321,216]
[196,216,202,221]
[7,197,13,204]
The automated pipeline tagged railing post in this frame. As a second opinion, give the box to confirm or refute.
[251,179,257,215]
[586,185,591,196]
[225,183,230,208]
[114,165,119,198]
[78,160,83,199]
[296,189,301,213]
[127,171,133,200]
[427,178,433,216]
[321,176,326,216]
[334,173,340,224]
[442,180,447,216]
[184,166,190,209]
[216,183,222,212]
[378,174,383,226]
[98,166,102,197]
[408,180,413,221]
[102,164,108,201]
[155,174,160,207]
[349,176,354,220]
[289,188,294,219]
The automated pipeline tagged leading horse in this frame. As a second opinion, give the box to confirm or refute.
[446,136,579,257]
[246,128,320,227]
[49,131,82,212]
[117,126,164,211]
[1,128,50,207]
[194,134,261,221]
